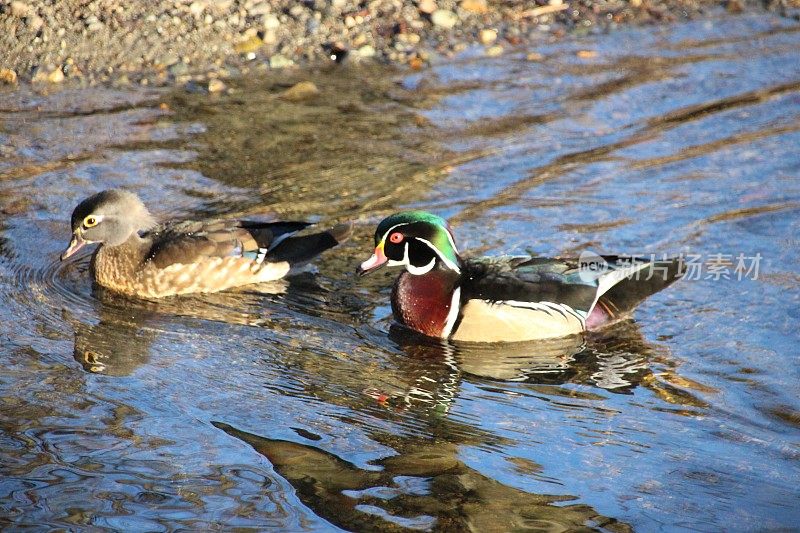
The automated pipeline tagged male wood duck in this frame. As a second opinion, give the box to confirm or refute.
[357,211,685,343]
[61,189,351,298]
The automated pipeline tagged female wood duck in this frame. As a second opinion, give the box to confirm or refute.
[357,211,685,343]
[61,189,351,298]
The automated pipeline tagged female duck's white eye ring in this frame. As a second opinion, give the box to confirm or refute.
[389,232,404,244]
[83,215,99,228]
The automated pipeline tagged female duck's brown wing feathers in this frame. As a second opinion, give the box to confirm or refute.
[142,219,315,269]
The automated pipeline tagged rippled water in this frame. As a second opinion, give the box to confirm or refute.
[2,13,799,531]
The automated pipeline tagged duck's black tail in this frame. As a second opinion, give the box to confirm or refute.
[265,222,352,266]
[594,256,686,318]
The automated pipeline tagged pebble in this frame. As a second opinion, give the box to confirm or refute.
[263,14,280,30]
[234,35,263,54]
[9,1,29,17]
[262,29,277,44]
[485,44,503,56]
[189,1,205,16]
[418,0,437,15]
[26,15,43,32]
[269,54,294,69]
[726,0,744,13]
[431,9,458,29]
[576,49,598,58]
[46,68,65,83]
[168,61,189,76]
[460,0,489,14]
[526,51,545,61]
[279,80,319,101]
[207,78,226,92]
[0,68,18,85]
[356,44,376,58]
[479,28,497,45]
[248,2,271,16]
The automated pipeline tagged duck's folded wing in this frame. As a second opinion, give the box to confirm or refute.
[457,255,684,338]
[462,256,599,314]
[143,219,312,268]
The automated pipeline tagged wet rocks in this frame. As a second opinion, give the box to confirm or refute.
[430,9,458,29]
[234,35,263,55]
[0,0,781,88]
[479,28,497,45]
[485,44,503,57]
[418,0,437,15]
[9,1,30,18]
[0,68,18,85]
[269,54,294,69]
[32,66,64,84]
[279,80,320,102]
[459,0,488,14]
[208,78,226,92]
[356,44,376,58]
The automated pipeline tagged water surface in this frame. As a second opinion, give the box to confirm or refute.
[1,12,799,531]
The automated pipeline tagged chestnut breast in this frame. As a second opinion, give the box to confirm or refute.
[391,270,458,338]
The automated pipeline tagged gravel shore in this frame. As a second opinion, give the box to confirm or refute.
[0,0,797,88]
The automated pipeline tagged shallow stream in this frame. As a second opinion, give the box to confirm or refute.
[1,12,799,531]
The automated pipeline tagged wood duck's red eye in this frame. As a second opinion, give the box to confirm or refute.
[389,232,404,244]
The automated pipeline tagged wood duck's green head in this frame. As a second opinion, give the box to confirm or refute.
[61,189,156,260]
[357,211,461,276]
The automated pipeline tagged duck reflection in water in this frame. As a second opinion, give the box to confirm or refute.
[72,281,289,375]
[214,420,633,532]
[211,319,713,532]
[363,319,695,416]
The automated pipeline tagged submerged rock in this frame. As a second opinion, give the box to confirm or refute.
[479,28,497,45]
[431,9,458,29]
[269,55,294,69]
[0,68,18,85]
[208,78,226,92]
[279,81,319,102]
[485,44,503,57]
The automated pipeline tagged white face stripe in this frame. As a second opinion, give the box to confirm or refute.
[406,257,436,275]
[403,242,436,275]
[415,237,461,273]
[441,286,462,338]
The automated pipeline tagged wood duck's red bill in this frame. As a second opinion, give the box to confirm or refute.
[357,244,387,276]
[60,234,86,261]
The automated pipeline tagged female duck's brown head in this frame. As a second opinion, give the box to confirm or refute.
[61,189,156,260]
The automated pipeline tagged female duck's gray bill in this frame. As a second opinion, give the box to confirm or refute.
[60,234,86,261]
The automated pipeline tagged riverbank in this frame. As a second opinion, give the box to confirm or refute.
[0,0,797,89]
